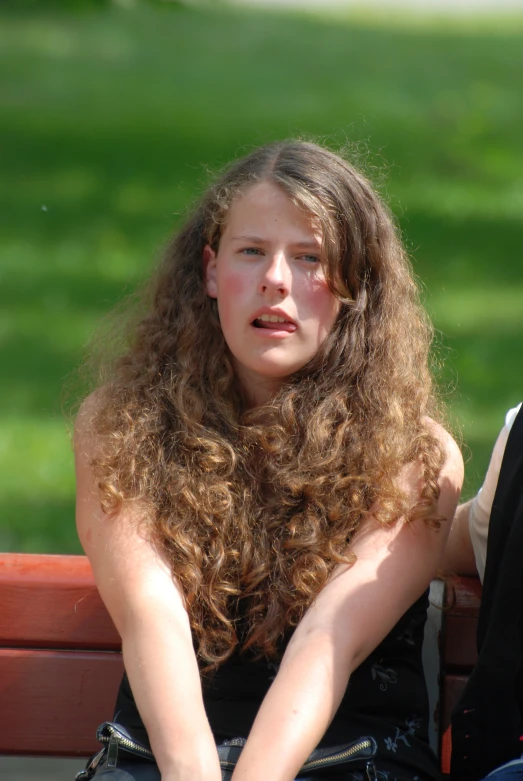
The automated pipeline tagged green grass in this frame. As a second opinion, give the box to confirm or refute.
[1,2,523,552]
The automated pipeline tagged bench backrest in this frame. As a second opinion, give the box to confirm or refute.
[0,553,122,757]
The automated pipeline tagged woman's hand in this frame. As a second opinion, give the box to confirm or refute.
[231,423,463,781]
[75,399,222,781]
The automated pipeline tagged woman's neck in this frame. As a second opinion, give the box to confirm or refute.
[234,364,287,409]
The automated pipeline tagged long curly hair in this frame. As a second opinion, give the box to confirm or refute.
[85,140,445,669]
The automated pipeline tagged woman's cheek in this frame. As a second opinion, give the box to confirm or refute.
[304,278,340,338]
[216,268,252,333]
[219,265,252,298]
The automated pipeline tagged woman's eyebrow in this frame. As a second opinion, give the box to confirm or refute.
[293,241,322,251]
[229,235,266,243]
[230,235,321,250]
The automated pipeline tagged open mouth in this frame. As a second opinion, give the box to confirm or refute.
[252,314,297,332]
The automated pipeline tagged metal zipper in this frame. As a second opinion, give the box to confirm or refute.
[96,726,372,775]
[98,723,154,759]
[220,760,239,769]
[300,738,373,771]
[99,724,241,770]
[220,738,373,773]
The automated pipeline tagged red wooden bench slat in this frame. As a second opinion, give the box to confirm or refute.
[444,576,483,614]
[443,576,481,670]
[441,724,452,778]
[0,553,121,650]
[0,648,124,756]
[443,613,478,669]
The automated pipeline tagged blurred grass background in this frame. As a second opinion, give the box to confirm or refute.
[1,0,522,553]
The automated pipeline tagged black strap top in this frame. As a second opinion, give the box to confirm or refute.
[114,591,439,781]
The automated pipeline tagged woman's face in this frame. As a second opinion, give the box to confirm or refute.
[204,181,340,405]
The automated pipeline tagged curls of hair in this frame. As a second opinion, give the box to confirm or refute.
[84,140,445,670]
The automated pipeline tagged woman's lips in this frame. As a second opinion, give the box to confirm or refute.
[253,318,297,332]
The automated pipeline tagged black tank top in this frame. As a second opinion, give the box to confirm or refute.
[114,591,439,781]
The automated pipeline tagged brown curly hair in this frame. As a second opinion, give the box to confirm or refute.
[85,140,444,669]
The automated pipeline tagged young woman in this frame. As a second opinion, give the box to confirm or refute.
[75,140,463,781]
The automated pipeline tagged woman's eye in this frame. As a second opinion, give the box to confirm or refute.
[301,254,321,264]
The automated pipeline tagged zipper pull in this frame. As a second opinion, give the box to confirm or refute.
[107,735,119,768]
[365,761,378,781]
[75,747,107,780]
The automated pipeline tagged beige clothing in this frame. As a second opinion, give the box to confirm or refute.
[469,403,522,582]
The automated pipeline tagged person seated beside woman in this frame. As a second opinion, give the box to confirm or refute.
[442,404,522,581]
[442,403,523,781]
[74,140,463,781]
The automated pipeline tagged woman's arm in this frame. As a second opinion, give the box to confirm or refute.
[75,404,222,781]
[440,499,477,575]
[231,426,463,781]
[441,406,518,579]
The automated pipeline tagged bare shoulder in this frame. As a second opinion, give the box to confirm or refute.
[424,417,464,488]
[74,389,105,455]
[419,418,464,534]
[74,389,146,560]
[396,419,463,535]
[74,391,116,547]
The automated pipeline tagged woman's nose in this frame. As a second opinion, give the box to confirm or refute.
[258,252,290,296]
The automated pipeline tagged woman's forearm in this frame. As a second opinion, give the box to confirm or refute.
[121,610,222,781]
[230,628,349,781]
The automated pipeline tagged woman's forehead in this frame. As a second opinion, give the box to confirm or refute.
[220,181,324,246]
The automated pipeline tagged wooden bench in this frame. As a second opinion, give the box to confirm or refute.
[439,574,482,777]
[0,553,122,758]
[0,552,482,775]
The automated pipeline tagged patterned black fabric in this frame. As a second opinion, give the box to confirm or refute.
[114,592,438,781]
